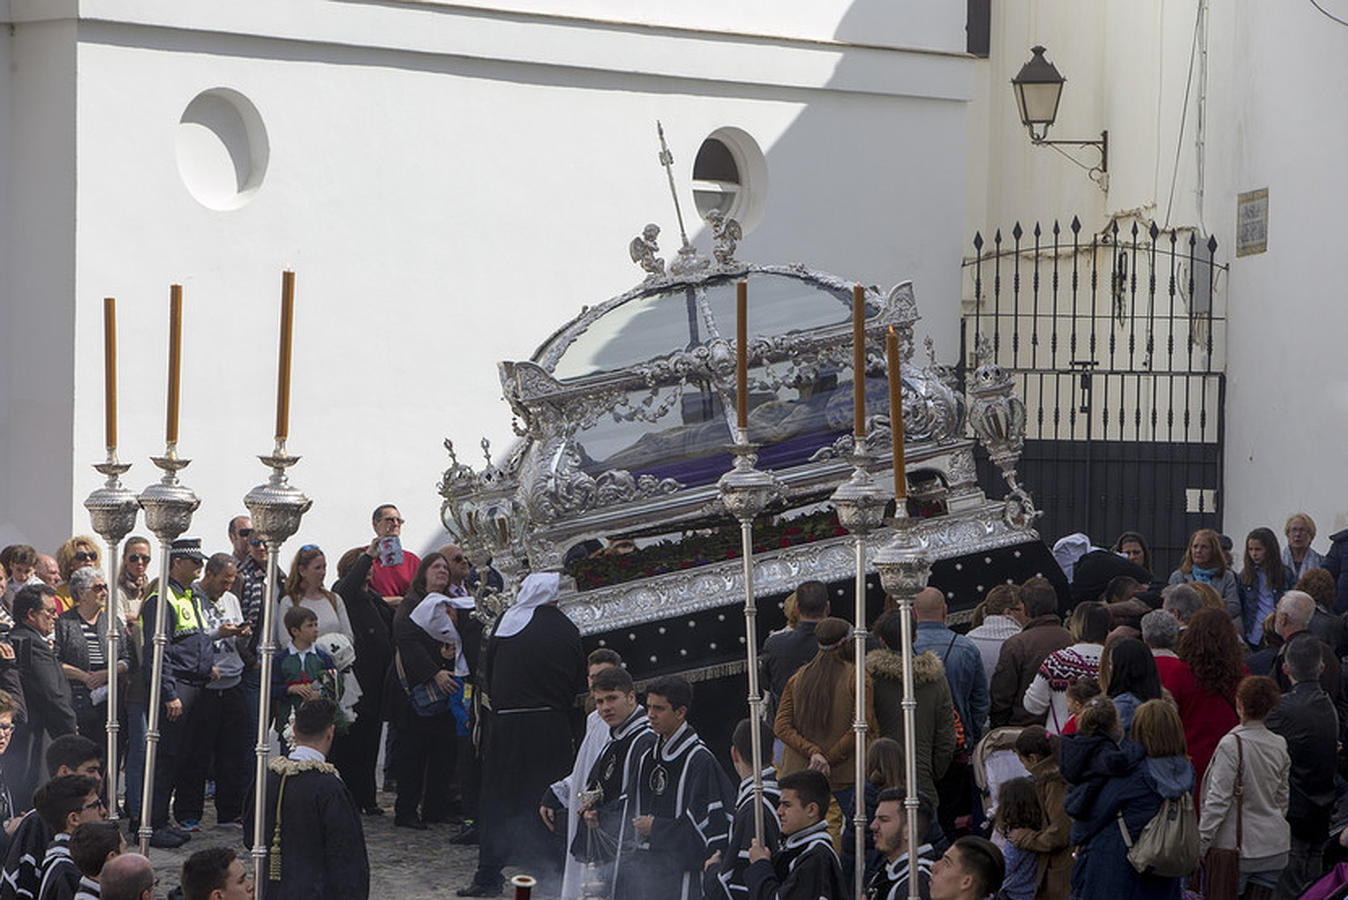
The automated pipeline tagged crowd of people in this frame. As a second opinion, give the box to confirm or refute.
[2,508,1348,899]
[750,514,1348,899]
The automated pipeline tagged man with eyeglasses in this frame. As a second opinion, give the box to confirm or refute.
[368,504,419,601]
[8,584,78,805]
[32,774,106,900]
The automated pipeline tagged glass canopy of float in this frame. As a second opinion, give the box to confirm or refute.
[536,272,893,492]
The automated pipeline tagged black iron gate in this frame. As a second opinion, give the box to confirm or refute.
[960,217,1228,572]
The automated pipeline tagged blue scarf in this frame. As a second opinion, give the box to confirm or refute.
[1191,565,1219,584]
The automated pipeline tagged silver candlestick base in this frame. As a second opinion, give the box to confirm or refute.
[716,437,781,522]
[829,447,889,897]
[86,456,140,546]
[830,449,889,537]
[135,450,201,854]
[872,508,932,900]
[243,449,312,546]
[84,452,140,826]
[243,443,312,889]
[716,431,782,848]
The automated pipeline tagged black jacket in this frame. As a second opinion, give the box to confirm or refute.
[333,555,393,702]
[1268,681,1339,837]
[52,608,134,694]
[1324,529,1348,614]
[9,623,76,740]
[760,622,819,718]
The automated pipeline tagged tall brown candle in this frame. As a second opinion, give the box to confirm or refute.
[736,279,748,431]
[853,283,866,439]
[887,326,906,501]
[276,270,295,442]
[166,286,182,446]
[103,297,117,450]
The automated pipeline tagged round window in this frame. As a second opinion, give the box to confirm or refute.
[176,88,269,211]
[691,128,766,232]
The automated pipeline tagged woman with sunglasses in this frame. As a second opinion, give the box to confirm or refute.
[54,566,131,744]
[53,537,101,616]
[116,538,152,624]
[275,545,353,647]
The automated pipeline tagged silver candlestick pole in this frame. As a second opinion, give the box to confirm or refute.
[135,449,200,855]
[872,511,932,900]
[829,447,888,897]
[243,442,311,888]
[716,430,781,846]
[83,452,140,825]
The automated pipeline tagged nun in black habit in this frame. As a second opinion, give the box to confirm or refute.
[461,572,587,897]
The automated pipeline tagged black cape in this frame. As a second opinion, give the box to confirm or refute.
[243,755,370,900]
[703,769,782,900]
[745,821,845,900]
[618,723,734,900]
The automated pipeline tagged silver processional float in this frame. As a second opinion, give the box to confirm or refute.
[438,131,1042,900]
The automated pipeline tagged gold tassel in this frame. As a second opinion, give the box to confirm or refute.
[269,772,290,882]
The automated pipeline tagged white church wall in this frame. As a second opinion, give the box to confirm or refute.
[1,18,78,551]
[966,0,1348,565]
[1201,0,1348,547]
[0,3,973,566]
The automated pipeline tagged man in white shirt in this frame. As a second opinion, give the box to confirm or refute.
[965,585,1026,693]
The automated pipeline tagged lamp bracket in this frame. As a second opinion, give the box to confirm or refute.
[1030,130,1108,190]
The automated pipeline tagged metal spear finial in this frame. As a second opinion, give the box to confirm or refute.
[656,121,691,250]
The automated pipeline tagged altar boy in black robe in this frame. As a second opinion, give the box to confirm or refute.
[745,769,845,900]
[703,717,782,900]
[244,698,370,900]
[620,676,734,900]
[570,666,656,892]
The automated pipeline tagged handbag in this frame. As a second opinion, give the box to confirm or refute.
[1202,734,1243,900]
[1117,765,1201,878]
[394,650,452,718]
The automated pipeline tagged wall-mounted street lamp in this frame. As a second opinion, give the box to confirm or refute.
[1012,46,1108,189]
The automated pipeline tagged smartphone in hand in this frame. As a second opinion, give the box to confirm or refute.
[378,536,404,568]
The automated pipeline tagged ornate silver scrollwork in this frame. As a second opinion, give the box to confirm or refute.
[86,460,140,547]
[967,333,1039,526]
[533,440,683,522]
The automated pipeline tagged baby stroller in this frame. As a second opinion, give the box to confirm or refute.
[971,726,1030,837]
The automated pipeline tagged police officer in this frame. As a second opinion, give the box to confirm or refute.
[141,537,216,849]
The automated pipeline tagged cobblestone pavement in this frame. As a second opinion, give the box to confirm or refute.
[141,789,547,898]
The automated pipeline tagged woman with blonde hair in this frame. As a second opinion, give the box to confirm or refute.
[1169,528,1241,623]
[53,535,101,614]
[275,544,354,645]
[1282,512,1324,582]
